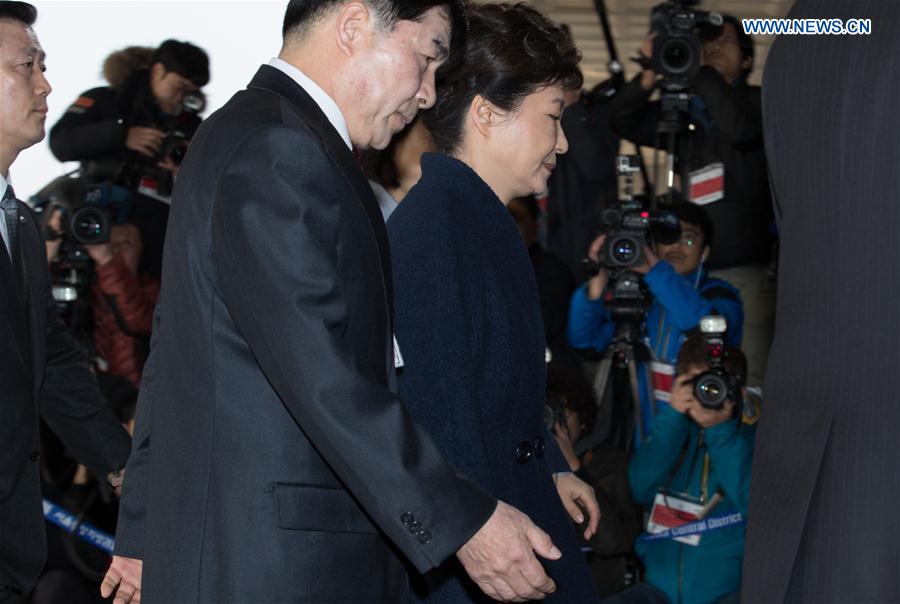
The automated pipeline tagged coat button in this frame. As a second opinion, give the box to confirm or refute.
[409,521,423,535]
[29,451,40,462]
[534,437,545,458]
[418,531,432,544]
[515,441,533,464]
[401,512,414,526]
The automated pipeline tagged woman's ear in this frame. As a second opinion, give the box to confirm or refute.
[469,94,503,138]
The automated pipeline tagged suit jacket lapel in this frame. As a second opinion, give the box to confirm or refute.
[0,204,30,372]
[247,66,395,330]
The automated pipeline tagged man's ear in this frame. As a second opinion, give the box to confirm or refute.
[741,56,753,73]
[335,1,372,58]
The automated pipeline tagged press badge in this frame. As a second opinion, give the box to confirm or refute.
[688,162,724,205]
[393,336,404,369]
[650,361,675,403]
[137,176,172,204]
[647,490,705,546]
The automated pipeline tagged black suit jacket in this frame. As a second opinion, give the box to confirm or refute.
[0,196,131,594]
[742,2,900,602]
[115,66,495,603]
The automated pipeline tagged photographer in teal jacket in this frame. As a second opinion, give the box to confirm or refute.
[608,334,757,604]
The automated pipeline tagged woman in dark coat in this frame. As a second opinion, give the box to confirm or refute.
[387,4,600,602]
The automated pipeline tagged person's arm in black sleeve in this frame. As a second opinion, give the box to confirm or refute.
[211,124,495,572]
[608,74,664,149]
[49,88,128,162]
[691,66,763,146]
[23,207,132,476]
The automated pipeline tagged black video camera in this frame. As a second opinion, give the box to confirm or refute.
[31,174,133,304]
[597,156,682,269]
[159,90,206,166]
[691,316,741,409]
[34,175,133,246]
[649,0,723,90]
[599,206,682,268]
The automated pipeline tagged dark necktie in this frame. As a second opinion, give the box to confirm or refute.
[1,184,27,308]
[2,184,19,263]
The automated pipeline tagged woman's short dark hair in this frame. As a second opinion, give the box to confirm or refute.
[423,2,582,155]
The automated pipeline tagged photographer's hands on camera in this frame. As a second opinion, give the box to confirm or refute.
[126,126,180,176]
[585,234,658,300]
[671,371,734,428]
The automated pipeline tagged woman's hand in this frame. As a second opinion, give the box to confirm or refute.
[555,472,600,540]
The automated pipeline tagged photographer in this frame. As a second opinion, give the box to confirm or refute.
[546,363,642,598]
[49,40,209,278]
[567,201,742,442]
[45,211,160,386]
[603,335,757,604]
[610,14,774,386]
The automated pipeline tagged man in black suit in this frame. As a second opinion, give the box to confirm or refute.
[102,2,572,603]
[742,1,900,602]
[0,2,132,601]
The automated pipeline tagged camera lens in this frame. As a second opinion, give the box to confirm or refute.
[694,373,728,409]
[70,207,109,246]
[660,37,696,75]
[611,236,638,264]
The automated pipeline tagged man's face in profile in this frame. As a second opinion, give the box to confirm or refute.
[347,6,451,150]
[0,19,51,159]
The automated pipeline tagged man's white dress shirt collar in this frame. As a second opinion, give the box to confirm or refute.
[267,58,352,150]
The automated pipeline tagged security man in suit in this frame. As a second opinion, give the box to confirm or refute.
[0,2,132,601]
[102,2,573,603]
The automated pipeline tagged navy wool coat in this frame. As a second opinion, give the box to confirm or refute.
[388,153,599,603]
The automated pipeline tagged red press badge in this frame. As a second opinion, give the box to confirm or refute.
[138,176,160,197]
[650,361,675,403]
[689,162,724,205]
[647,491,704,546]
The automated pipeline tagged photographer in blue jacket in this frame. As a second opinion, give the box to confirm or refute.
[567,201,743,443]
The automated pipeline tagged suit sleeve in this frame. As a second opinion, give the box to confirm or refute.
[48,88,127,162]
[113,302,162,558]
[209,125,495,572]
[28,210,132,477]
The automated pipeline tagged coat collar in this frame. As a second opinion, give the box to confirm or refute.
[246,64,394,325]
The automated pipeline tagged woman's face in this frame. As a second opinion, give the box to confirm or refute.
[490,84,568,199]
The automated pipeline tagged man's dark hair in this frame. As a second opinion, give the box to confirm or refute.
[669,200,714,249]
[151,39,210,88]
[0,1,36,26]
[282,0,465,45]
[675,332,747,389]
[424,3,582,155]
[698,14,754,79]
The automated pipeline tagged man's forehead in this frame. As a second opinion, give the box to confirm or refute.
[0,21,43,55]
